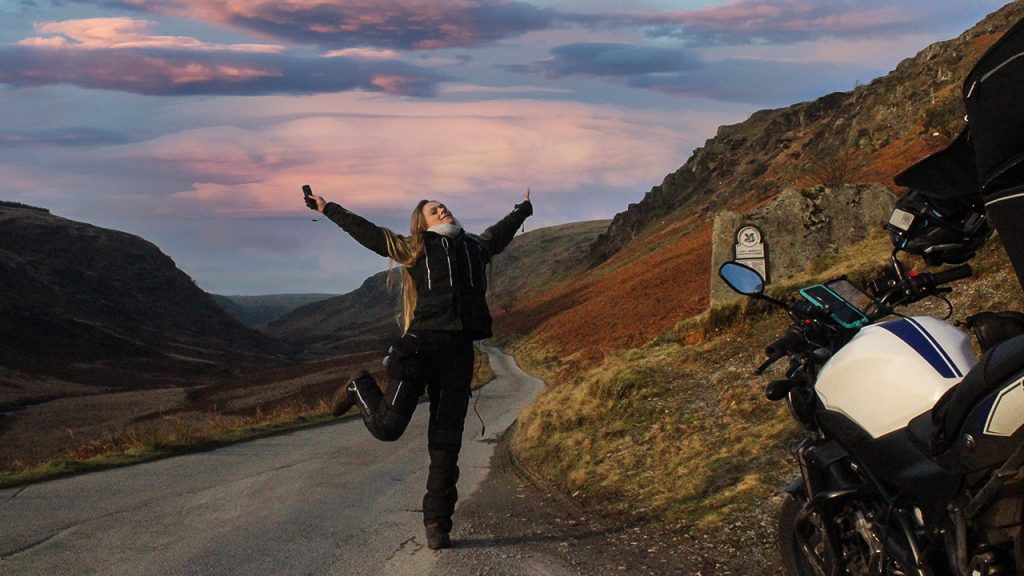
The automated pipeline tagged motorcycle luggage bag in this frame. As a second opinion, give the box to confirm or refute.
[963,15,1024,191]
[892,127,978,199]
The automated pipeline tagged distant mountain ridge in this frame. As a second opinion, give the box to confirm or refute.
[212,293,338,327]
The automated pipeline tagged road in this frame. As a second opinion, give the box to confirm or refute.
[0,346,545,576]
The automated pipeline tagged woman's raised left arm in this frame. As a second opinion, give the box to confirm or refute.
[477,188,533,257]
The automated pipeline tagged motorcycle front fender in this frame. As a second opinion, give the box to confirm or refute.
[783,475,805,497]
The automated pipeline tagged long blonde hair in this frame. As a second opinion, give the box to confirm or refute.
[382,199,430,331]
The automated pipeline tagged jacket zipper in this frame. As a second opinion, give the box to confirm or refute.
[425,251,432,290]
[441,237,453,287]
[463,243,474,287]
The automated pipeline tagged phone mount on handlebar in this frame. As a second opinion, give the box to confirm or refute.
[798,283,869,328]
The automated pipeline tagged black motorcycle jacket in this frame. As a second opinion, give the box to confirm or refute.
[323,199,532,339]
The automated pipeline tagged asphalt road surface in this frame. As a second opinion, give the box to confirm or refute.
[0,346,547,576]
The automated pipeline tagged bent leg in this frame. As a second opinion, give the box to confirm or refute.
[350,370,424,442]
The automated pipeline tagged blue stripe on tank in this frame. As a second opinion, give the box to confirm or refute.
[879,319,960,378]
[905,317,963,378]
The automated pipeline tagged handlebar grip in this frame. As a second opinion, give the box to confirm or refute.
[765,329,803,357]
[929,264,972,286]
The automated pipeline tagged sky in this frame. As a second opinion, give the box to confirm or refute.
[0,0,1009,295]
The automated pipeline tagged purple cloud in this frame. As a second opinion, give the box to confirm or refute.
[0,127,132,147]
[631,0,993,46]
[628,58,878,105]
[72,0,557,50]
[0,45,449,96]
[507,41,878,105]
[519,43,702,79]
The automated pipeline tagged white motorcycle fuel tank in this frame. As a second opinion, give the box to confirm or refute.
[815,316,978,439]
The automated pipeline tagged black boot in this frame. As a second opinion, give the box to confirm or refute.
[424,522,451,550]
[329,380,357,417]
[331,370,376,417]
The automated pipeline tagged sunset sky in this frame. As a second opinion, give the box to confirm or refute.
[0,0,1007,295]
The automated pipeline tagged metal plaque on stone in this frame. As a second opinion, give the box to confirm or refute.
[734,224,769,283]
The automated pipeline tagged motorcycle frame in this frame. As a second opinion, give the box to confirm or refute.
[789,427,937,575]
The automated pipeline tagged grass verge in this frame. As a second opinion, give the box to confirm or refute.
[507,231,1024,573]
[0,400,336,489]
[1,349,497,489]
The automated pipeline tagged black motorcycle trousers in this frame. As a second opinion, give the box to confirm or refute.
[349,331,475,533]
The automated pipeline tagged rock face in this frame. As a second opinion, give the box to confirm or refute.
[709,184,896,308]
[588,3,1024,267]
[0,203,286,386]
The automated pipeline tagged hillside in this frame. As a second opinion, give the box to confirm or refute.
[265,270,401,357]
[0,203,396,469]
[500,2,1024,366]
[587,2,1024,267]
[0,203,289,402]
[266,220,609,356]
[501,3,1024,573]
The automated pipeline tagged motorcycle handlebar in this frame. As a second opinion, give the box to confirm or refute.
[765,329,804,357]
[905,264,973,297]
[875,264,973,308]
[927,264,973,286]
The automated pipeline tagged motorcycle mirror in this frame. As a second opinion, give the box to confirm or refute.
[718,261,765,295]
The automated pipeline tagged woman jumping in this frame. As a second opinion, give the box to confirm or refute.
[304,188,532,549]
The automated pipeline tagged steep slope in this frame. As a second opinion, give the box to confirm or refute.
[503,4,1024,572]
[588,2,1024,267]
[0,202,287,389]
[505,2,1024,368]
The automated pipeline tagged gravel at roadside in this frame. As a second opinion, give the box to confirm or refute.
[429,425,775,576]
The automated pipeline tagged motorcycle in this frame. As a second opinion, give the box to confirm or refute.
[719,246,1024,575]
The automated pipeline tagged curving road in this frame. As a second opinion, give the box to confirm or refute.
[0,346,545,576]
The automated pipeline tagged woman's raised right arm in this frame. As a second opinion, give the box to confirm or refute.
[308,194,393,258]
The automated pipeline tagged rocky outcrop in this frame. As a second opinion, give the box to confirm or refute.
[588,3,1024,267]
[709,184,895,308]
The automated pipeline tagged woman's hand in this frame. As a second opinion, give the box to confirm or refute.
[307,194,327,212]
[524,187,531,202]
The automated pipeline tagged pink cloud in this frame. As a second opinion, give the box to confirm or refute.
[1,19,448,97]
[324,48,401,59]
[101,95,735,220]
[20,17,283,53]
